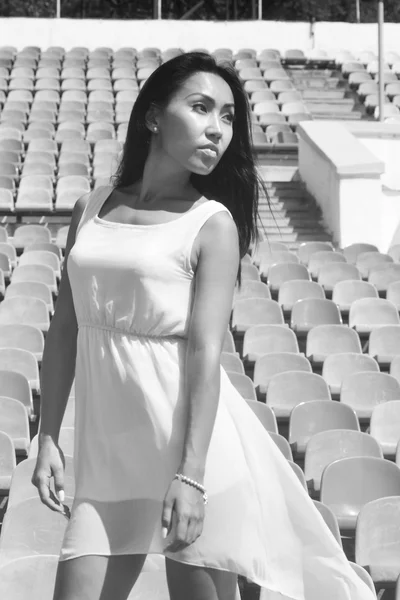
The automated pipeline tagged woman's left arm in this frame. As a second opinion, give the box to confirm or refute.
[161,210,240,549]
[177,210,240,482]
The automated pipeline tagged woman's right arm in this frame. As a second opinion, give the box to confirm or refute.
[31,193,90,513]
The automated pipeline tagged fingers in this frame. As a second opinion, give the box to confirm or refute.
[32,470,65,514]
[164,511,189,553]
[53,465,65,503]
[161,498,174,539]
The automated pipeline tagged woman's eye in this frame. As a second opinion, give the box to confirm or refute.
[193,103,207,112]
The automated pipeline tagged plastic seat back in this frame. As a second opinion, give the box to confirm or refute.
[232,298,284,333]
[278,280,325,311]
[0,430,16,494]
[308,251,347,278]
[0,348,39,392]
[0,370,33,417]
[291,298,342,333]
[332,280,378,312]
[368,264,400,292]
[267,371,331,419]
[254,352,311,393]
[234,280,271,302]
[356,251,393,278]
[267,432,293,460]
[349,298,400,333]
[245,399,278,433]
[289,399,360,455]
[306,324,362,361]
[312,500,342,547]
[320,456,400,532]
[370,400,400,457]
[341,371,400,420]
[0,555,59,600]
[305,430,383,494]
[243,324,299,361]
[369,325,400,363]
[225,372,256,401]
[267,263,310,292]
[0,396,30,457]
[355,496,400,583]
[342,243,379,264]
[220,352,244,374]
[322,352,379,395]
[317,263,361,292]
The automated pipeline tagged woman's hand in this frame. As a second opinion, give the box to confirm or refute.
[31,437,67,515]
[161,478,205,552]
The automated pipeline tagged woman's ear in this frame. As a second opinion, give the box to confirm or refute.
[145,103,160,133]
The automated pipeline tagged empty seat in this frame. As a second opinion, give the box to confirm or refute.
[11,264,57,295]
[267,263,310,294]
[6,281,54,315]
[268,432,293,460]
[19,250,61,279]
[368,325,400,365]
[0,396,30,457]
[289,400,360,457]
[305,429,383,496]
[370,400,400,458]
[322,352,379,396]
[342,243,379,264]
[15,190,53,212]
[231,298,284,334]
[312,500,342,548]
[233,280,271,302]
[242,324,299,363]
[0,297,49,332]
[253,352,312,397]
[308,251,347,279]
[387,280,400,309]
[355,496,400,586]
[332,280,379,313]
[306,324,362,364]
[356,251,393,279]
[368,263,400,293]
[12,225,51,251]
[0,348,39,393]
[220,352,244,374]
[0,371,33,418]
[0,324,44,361]
[258,250,299,275]
[0,497,72,563]
[349,298,400,334]
[0,429,16,495]
[291,298,342,335]
[266,371,331,419]
[225,372,256,401]
[0,555,60,600]
[320,456,400,533]
[245,399,278,433]
[241,263,261,282]
[341,371,400,421]
[317,263,361,294]
[278,280,325,312]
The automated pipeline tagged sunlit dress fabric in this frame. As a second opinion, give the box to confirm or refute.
[60,185,374,600]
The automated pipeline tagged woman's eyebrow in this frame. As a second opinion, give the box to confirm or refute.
[185,92,235,109]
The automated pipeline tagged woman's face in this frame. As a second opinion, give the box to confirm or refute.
[152,71,235,175]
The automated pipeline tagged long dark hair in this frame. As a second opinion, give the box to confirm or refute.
[112,51,269,288]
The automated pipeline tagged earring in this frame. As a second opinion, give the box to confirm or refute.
[153,125,158,133]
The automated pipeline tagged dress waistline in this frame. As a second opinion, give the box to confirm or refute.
[78,322,185,340]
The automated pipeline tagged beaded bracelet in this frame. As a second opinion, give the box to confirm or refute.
[174,473,208,505]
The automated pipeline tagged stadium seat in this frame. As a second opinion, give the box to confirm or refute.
[312,500,342,548]
[19,250,61,279]
[368,264,400,293]
[317,263,361,295]
[322,352,379,397]
[0,369,33,418]
[368,325,400,365]
[267,262,310,294]
[0,430,16,495]
[386,280,400,311]
[320,456,400,533]
[0,252,11,278]
[349,298,400,334]
[8,456,75,508]
[253,352,311,397]
[242,324,299,363]
[342,243,379,264]
[289,399,360,457]
[225,372,256,401]
[15,190,53,212]
[307,250,347,277]
[233,280,271,302]
[220,352,244,374]
[266,371,331,419]
[25,242,62,261]
[11,264,57,294]
[267,432,293,460]
[0,396,30,457]
[332,280,379,314]
[0,323,44,361]
[306,324,362,364]
[355,496,400,586]
[341,372,400,421]
[0,555,60,600]
[245,399,278,433]
[305,429,382,496]
[278,280,325,312]
[12,225,51,251]
[0,348,39,393]
[356,251,393,279]
[241,263,261,281]
[258,250,299,275]
[0,496,73,563]
[287,461,307,490]
[0,296,50,332]
[231,298,285,333]
[370,400,400,458]
[291,298,342,335]
[5,281,54,316]
[0,242,17,268]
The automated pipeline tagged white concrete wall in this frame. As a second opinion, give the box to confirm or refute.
[0,18,400,54]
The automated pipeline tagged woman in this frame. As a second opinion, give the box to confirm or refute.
[32,52,374,600]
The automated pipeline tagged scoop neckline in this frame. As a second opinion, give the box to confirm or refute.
[93,187,212,229]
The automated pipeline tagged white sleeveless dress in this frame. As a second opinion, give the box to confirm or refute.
[60,185,375,600]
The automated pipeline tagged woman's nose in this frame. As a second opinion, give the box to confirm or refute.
[206,116,223,139]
